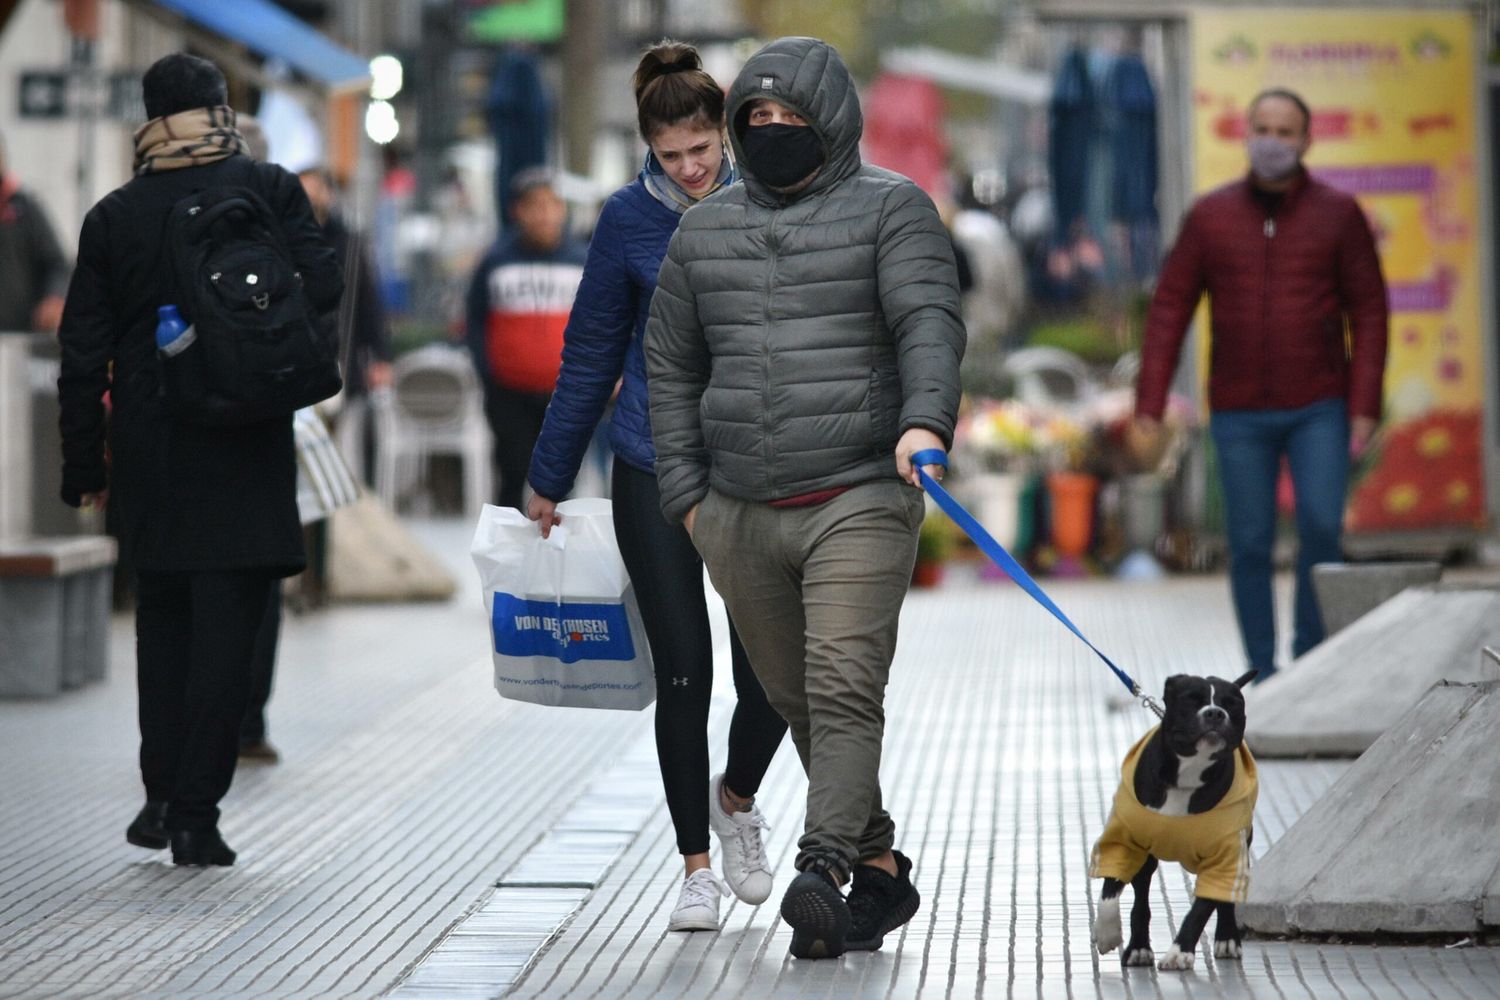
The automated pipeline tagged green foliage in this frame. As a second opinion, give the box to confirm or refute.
[1024,318,1124,365]
[917,510,959,562]
[391,319,452,358]
[745,2,872,71]
[745,0,1007,83]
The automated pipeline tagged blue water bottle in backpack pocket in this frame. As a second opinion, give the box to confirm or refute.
[155,304,197,357]
[155,303,208,416]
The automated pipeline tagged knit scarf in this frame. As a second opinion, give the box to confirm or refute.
[641,146,735,215]
[133,106,248,176]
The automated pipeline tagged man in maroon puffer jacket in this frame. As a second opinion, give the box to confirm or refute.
[1133,88,1388,683]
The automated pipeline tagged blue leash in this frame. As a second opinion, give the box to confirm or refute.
[911,448,1164,719]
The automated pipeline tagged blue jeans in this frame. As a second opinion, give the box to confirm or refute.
[1210,399,1350,673]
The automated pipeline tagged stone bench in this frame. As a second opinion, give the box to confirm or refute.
[0,535,117,697]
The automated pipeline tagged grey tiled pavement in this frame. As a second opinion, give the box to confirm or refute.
[1,518,1496,999]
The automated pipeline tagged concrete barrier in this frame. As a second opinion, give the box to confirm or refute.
[1242,681,1500,935]
[1311,560,1442,636]
[1246,584,1500,756]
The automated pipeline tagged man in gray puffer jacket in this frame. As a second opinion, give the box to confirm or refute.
[646,36,965,960]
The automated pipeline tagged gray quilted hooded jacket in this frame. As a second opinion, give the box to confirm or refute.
[645,36,965,524]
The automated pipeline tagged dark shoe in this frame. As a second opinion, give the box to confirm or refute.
[126,801,169,850]
[846,850,920,951]
[780,864,849,960]
[170,828,237,867]
[238,738,281,764]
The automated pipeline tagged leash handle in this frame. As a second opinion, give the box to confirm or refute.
[910,448,1164,719]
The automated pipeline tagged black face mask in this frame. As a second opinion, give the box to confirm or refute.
[739,123,825,189]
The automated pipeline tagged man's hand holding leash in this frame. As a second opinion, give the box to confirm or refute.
[897,428,946,489]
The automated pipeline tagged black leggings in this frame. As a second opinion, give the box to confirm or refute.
[611,461,788,856]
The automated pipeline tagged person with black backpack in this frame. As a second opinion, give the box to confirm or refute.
[56,54,343,867]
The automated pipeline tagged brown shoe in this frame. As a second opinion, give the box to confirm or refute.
[237,739,281,764]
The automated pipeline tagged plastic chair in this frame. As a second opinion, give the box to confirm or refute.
[1001,346,1098,415]
[373,344,492,517]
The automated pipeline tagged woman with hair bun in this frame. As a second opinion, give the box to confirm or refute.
[526,40,787,933]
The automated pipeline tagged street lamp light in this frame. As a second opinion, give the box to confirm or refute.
[369,55,403,102]
[365,100,399,144]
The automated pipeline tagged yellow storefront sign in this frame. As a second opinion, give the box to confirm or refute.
[1192,8,1484,532]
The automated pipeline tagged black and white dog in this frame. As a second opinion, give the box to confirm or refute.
[1091,671,1258,971]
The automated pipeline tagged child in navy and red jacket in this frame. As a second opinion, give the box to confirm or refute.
[464,167,587,510]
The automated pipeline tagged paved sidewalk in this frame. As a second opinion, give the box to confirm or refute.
[0,519,1495,999]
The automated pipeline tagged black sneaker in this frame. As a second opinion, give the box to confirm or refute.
[126,800,169,850]
[780,861,849,960]
[170,828,237,867]
[845,850,920,951]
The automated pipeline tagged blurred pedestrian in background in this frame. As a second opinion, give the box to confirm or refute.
[1133,87,1388,682]
[0,128,69,334]
[297,165,394,482]
[465,168,586,509]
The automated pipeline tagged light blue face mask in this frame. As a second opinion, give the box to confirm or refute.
[1248,136,1300,183]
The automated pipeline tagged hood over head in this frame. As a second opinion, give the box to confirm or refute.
[726,37,862,204]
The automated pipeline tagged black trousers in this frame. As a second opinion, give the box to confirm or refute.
[611,462,788,856]
[135,569,277,831]
[240,581,282,744]
[483,383,551,510]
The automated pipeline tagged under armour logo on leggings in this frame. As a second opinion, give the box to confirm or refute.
[672,677,690,687]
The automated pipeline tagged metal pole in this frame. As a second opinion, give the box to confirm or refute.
[72,35,97,226]
[412,0,455,325]
[562,0,606,177]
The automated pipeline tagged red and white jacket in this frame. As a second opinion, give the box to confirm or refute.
[465,235,587,394]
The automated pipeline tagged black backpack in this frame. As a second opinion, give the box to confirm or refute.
[157,185,341,425]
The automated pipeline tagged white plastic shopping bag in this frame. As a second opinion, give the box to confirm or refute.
[470,499,655,711]
[293,407,360,525]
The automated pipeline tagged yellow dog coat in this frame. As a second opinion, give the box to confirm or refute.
[1089,726,1257,902]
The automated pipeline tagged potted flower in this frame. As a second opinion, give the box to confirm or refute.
[912,507,957,588]
[1037,410,1099,566]
[1086,388,1200,572]
[954,399,1041,551]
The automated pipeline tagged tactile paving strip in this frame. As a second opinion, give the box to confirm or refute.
[388,728,662,996]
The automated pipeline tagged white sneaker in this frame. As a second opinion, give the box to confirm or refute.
[709,772,774,904]
[668,868,728,931]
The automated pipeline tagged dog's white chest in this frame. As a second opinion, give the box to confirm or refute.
[1151,751,1216,817]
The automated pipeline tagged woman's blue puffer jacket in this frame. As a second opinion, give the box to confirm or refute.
[527,176,683,500]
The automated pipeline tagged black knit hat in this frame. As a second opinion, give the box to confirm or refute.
[142,53,228,120]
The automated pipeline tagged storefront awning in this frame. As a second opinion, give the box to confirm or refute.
[149,0,370,92]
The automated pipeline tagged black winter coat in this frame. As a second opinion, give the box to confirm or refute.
[57,154,342,576]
